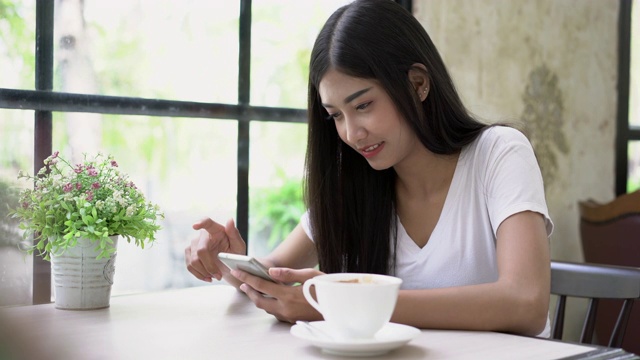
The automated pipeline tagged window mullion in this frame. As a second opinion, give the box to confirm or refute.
[237,0,252,247]
[616,0,632,195]
[33,0,54,305]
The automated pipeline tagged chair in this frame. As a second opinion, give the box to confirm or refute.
[550,260,640,348]
[579,190,640,353]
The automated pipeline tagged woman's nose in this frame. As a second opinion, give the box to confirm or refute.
[344,117,366,144]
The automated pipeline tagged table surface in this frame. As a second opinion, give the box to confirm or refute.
[0,285,638,360]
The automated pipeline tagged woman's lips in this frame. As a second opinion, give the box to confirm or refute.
[360,142,384,158]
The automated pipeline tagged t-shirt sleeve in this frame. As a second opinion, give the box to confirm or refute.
[300,210,314,242]
[482,128,554,237]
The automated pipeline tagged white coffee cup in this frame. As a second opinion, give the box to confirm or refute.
[302,273,402,340]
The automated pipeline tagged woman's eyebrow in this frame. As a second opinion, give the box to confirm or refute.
[322,87,372,108]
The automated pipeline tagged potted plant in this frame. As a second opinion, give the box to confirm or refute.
[10,151,163,309]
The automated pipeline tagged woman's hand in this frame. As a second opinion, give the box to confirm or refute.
[232,267,325,323]
[185,218,247,282]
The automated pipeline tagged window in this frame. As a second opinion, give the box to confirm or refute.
[0,0,411,306]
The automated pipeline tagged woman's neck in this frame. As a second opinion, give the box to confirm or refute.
[394,147,459,200]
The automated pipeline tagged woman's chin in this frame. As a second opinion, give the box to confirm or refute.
[366,159,393,171]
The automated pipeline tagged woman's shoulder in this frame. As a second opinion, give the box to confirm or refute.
[478,125,530,145]
[463,125,533,162]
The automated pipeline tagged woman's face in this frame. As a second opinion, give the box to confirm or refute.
[318,69,420,170]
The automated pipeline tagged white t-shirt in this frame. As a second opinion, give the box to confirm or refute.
[300,126,554,337]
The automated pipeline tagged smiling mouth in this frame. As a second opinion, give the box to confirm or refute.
[362,142,382,152]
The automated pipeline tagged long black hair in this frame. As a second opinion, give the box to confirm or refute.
[305,0,487,274]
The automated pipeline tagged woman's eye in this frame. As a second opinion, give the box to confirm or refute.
[356,102,372,111]
[326,112,342,120]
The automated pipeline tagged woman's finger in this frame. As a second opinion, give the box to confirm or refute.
[268,267,324,284]
[224,218,247,254]
[184,241,213,282]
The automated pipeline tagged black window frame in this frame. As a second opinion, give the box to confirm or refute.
[0,0,412,304]
[616,0,636,195]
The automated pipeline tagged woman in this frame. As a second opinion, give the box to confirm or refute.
[185,0,552,337]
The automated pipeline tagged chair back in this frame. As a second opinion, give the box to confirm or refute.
[578,190,640,353]
[580,190,640,268]
[550,260,640,348]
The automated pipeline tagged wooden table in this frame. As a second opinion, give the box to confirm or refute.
[0,285,638,360]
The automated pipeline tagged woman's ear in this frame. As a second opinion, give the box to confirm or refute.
[408,63,430,102]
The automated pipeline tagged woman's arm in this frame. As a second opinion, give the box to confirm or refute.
[392,210,550,336]
[260,223,318,270]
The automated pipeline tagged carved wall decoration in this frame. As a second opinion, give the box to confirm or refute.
[521,64,570,187]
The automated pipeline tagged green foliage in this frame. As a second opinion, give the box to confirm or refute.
[251,170,305,250]
[628,176,640,193]
[0,178,21,247]
[0,0,35,86]
[9,151,164,260]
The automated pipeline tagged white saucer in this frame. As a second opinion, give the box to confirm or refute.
[290,321,420,357]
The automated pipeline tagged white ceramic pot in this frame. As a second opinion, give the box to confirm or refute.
[51,236,118,310]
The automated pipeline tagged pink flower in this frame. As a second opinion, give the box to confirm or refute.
[127,181,137,189]
[87,168,98,177]
[74,165,83,174]
[86,191,94,201]
[63,183,74,193]
[92,182,101,189]
[110,160,118,167]
[76,182,82,190]
[51,151,59,159]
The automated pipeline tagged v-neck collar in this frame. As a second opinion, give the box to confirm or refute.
[396,146,467,252]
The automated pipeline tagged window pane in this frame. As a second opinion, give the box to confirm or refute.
[53,0,239,103]
[248,121,307,257]
[250,0,352,108]
[0,109,34,306]
[628,141,640,192]
[0,1,36,90]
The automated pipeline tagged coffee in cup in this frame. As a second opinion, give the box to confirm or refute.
[302,273,402,340]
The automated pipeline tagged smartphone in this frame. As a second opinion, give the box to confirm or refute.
[217,252,278,283]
